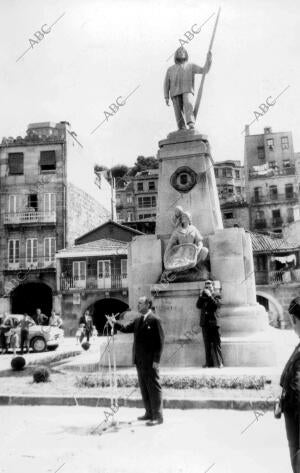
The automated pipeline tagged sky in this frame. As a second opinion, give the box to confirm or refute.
[0,0,299,171]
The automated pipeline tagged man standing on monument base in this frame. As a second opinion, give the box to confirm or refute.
[164,46,212,130]
[196,280,224,368]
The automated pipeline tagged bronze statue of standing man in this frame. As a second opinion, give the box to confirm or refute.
[164,47,212,130]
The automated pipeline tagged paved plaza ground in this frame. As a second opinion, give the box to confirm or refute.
[0,406,291,473]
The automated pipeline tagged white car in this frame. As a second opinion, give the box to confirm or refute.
[1,314,64,353]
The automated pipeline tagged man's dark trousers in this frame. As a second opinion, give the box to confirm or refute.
[20,329,29,354]
[115,311,164,420]
[137,364,162,419]
[202,325,223,367]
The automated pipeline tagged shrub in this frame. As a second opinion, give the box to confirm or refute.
[11,356,26,371]
[75,374,266,390]
[81,342,90,351]
[33,366,50,383]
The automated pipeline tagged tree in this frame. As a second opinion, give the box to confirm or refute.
[129,155,158,175]
[111,164,129,178]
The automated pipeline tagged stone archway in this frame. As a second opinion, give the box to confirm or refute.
[11,281,53,318]
[86,298,129,335]
[256,290,284,328]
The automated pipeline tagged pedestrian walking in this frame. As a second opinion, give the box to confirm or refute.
[196,280,224,368]
[109,296,165,425]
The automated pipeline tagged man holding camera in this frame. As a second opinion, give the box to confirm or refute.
[196,280,224,368]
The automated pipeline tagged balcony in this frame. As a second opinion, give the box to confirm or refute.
[60,271,128,292]
[272,217,283,227]
[4,211,56,225]
[256,269,300,285]
[251,193,298,204]
[253,219,267,229]
[4,258,55,271]
[249,166,296,179]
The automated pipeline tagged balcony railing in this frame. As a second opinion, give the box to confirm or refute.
[253,219,267,229]
[272,217,283,227]
[249,166,296,179]
[256,269,300,285]
[4,211,56,224]
[60,272,128,291]
[251,193,298,204]
[4,258,55,271]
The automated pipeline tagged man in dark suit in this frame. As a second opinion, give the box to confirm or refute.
[196,280,224,368]
[109,296,165,426]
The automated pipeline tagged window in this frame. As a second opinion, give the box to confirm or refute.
[228,187,233,194]
[285,184,294,199]
[266,138,274,148]
[256,210,265,220]
[73,261,86,282]
[116,194,121,204]
[214,168,219,177]
[287,208,294,223]
[257,147,265,160]
[26,238,38,267]
[116,212,121,221]
[8,240,20,267]
[40,151,56,172]
[44,193,56,213]
[138,196,156,208]
[255,255,267,271]
[137,182,143,191]
[254,187,262,202]
[97,260,111,278]
[223,212,234,219]
[281,136,289,150]
[236,186,241,193]
[269,185,278,200]
[235,170,240,179]
[126,194,133,204]
[222,169,226,177]
[127,212,133,221]
[8,153,24,175]
[283,159,291,168]
[148,181,155,191]
[28,194,38,210]
[225,168,232,177]
[121,259,127,277]
[8,195,17,213]
[269,160,277,169]
[44,237,56,264]
[272,209,281,225]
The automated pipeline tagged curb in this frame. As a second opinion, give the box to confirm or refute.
[0,394,275,410]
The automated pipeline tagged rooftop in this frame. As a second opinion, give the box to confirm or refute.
[56,238,128,259]
[248,231,300,254]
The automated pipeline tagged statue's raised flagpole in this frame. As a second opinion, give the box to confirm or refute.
[194,7,221,119]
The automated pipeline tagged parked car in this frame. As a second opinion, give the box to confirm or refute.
[1,314,64,353]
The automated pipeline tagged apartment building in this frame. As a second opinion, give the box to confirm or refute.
[0,121,110,317]
[244,126,300,234]
[214,160,249,228]
[116,169,158,233]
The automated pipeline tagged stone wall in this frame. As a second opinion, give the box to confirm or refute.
[66,182,110,247]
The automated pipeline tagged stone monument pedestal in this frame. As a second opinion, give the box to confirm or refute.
[122,130,276,368]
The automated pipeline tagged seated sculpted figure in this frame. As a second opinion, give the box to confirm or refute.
[164,207,209,274]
